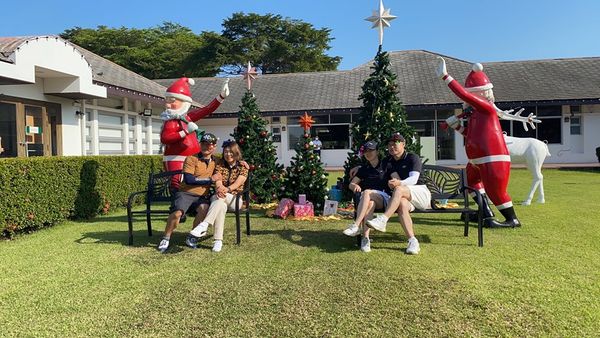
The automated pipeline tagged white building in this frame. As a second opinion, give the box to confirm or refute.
[2,36,599,167]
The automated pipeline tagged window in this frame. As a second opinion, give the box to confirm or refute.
[501,105,562,144]
[97,111,123,155]
[330,114,351,123]
[288,125,350,150]
[570,116,581,135]
[406,108,456,160]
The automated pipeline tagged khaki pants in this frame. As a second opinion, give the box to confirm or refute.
[204,193,243,241]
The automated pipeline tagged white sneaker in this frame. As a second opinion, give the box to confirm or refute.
[360,237,371,252]
[406,237,420,255]
[343,223,360,237]
[212,240,223,252]
[366,215,387,232]
[190,222,209,238]
[157,238,169,253]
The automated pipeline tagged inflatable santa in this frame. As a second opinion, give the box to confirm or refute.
[436,58,520,228]
[160,77,229,189]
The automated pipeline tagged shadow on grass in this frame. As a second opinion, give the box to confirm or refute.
[75,228,213,253]
[251,228,432,253]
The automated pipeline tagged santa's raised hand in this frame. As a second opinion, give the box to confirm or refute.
[220,78,230,99]
[435,57,448,79]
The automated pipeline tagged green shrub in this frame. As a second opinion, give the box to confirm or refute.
[0,155,163,237]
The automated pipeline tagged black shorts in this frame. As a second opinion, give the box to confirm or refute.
[170,191,210,214]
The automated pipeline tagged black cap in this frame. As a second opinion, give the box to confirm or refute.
[200,133,218,144]
[362,140,378,150]
[388,132,405,143]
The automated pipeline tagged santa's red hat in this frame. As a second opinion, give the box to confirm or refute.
[464,63,493,92]
[165,77,195,102]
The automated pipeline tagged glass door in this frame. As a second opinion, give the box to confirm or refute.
[0,102,18,157]
[24,105,45,157]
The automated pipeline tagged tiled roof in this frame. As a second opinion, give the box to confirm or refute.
[0,36,167,99]
[157,50,600,114]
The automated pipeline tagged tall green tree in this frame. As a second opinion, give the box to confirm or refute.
[195,12,341,75]
[280,120,328,214]
[60,22,220,78]
[232,91,283,203]
[342,46,419,196]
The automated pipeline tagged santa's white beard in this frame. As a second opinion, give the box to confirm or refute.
[160,102,191,120]
[463,89,495,110]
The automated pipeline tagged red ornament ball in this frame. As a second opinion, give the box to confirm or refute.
[304,144,310,149]
[260,130,267,138]
[249,164,256,171]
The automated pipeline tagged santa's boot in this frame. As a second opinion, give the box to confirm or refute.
[497,206,522,228]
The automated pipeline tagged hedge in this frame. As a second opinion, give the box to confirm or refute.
[0,155,163,237]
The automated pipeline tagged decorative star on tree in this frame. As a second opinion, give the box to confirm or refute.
[242,61,258,90]
[299,112,315,132]
[365,0,397,46]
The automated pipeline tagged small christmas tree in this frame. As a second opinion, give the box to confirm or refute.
[232,62,284,203]
[343,46,419,196]
[280,113,329,214]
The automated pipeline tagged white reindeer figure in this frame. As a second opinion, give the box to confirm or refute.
[504,135,551,205]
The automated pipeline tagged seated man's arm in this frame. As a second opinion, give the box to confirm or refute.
[348,177,362,193]
[400,171,420,186]
[183,173,212,186]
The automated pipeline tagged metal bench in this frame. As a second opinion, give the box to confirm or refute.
[353,164,485,247]
[127,170,251,246]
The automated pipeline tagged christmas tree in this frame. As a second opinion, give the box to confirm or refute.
[280,113,329,214]
[342,45,419,195]
[232,63,284,203]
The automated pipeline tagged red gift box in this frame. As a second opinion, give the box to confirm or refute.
[293,202,314,217]
[274,198,295,219]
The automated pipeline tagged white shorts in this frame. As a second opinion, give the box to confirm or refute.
[407,185,431,211]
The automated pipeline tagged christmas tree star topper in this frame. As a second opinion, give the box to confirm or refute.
[299,112,315,132]
[243,61,258,90]
[365,0,397,46]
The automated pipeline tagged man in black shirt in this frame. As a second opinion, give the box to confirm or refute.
[366,133,431,255]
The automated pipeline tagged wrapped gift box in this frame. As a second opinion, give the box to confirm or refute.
[293,201,314,217]
[298,194,307,205]
[274,198,295,219]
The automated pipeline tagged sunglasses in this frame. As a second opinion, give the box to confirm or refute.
[222,139,237,148]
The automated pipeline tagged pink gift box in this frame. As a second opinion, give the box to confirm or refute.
[274,198,295,219]
[293,202,314,217]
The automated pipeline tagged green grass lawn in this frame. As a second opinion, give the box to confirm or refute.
[1,168,599,337]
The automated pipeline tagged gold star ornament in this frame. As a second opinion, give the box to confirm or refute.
[365,0,397,46]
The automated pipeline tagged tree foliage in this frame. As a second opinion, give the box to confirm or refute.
[214,12,341,75]
[61,14,341,79]
[280,130,328,214]
[60,22,221,78]
[342,46,420,199]
[231,91,283,203]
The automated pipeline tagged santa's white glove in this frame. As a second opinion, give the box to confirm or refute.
[445,115,461,129]
[495,106,541,132]
[435,57,448,79]
[220,78,230,98]
[187,121,199,133]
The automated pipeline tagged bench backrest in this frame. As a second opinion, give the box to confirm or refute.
[421,165,470,208]
[146,170,182,203]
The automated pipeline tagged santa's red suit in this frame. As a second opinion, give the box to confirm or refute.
[441,63,514,212]
[160,77,227,189]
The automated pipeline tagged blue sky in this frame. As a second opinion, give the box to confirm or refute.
[2,0,599,70]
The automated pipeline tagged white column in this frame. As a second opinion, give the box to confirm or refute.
[91,99,99,155]
[80,101,87,155]
[122,97,130,155]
